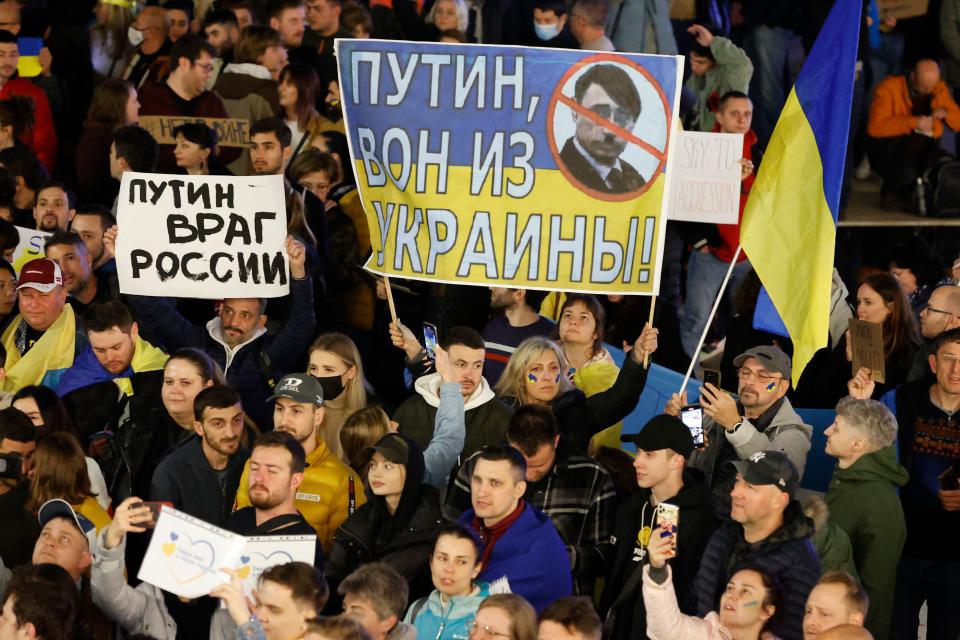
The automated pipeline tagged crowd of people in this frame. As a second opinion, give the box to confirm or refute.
[0,1,956,640]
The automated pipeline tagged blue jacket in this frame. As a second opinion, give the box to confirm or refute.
[126,276,316,430]
[458,503,573,612]
[404,583,491,640]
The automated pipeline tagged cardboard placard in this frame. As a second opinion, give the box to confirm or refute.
[138,506,247,599]
[12,227,49,274]
[114,172,290,299]
[878,0,929,20]
[668,131,744,224]
[139,115,251,148]
[849,318,886,384]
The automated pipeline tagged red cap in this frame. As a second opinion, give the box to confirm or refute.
[17,258,63,293]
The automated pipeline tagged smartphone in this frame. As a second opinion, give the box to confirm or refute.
[940,465,960,491]
[656,503,679,557]
[680,405,706,448]
[0,452,21,480]
[703,369,721,390]
[423,322,439,361]
[132,501,173,529]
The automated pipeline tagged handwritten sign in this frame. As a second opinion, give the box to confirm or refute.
[668,131,743,224]
[849,318,885,384]
[236,536,316,598]
[12,227,49,274]
[139,115,251,148]
[338,40,683,295]
[115,172,290,299]
[138,506,246,599]
[878,0,929,19]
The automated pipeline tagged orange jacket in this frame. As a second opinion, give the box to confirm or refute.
[867,75,960,139]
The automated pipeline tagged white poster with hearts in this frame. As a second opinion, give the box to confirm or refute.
[138,506,247,598]
[236,536,317,598]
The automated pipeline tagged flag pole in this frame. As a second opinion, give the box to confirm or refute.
[383,276,398,324]
[643,296,656,369]
[679,245,744,395]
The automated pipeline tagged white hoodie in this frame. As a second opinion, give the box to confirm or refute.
[413,372,496,411]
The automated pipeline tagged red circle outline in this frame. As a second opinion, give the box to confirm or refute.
[546,53,672,203]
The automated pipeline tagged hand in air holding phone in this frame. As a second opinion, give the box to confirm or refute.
[104,497,154,549]
[646,524,677,569]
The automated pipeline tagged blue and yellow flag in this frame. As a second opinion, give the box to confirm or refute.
[741,0,860,383]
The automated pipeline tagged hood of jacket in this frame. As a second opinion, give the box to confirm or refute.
[215,64,272,98]
[206,317,267,371]
[831,444,908,487]
[766,397,813,439]
[739,500,815,553]
[420,582,491,620]
[414,372,495,411]
[635,467,713,511]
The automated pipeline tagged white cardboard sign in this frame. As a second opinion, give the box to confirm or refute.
[668,131,744,224]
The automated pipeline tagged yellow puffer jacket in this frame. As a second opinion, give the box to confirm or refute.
[234,437,365,552]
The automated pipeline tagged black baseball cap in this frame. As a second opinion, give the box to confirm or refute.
[358,433,411,467]
[268,374,324,406]
[728,450,799,497]
[621,414,694,459]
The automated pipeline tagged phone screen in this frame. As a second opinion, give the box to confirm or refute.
[423,323,439,360]
[703,369,721,390]
[680,405,705,448]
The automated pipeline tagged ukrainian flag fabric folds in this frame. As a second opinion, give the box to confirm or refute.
[741,0,860,383]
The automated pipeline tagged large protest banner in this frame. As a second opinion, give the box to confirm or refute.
[337,41,682,294]
[115,173,290,298]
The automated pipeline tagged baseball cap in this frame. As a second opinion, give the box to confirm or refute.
[17,258,63,293]
[732,346,792,379]
[728,450,799,497]
[37,498,96,546]
[620,414,694,459]
[268,374,323,406]
[358,433,411,467]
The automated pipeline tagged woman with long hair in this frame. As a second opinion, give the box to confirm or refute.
[468,594,537,640]
[76,79,139,205]
[494,328,657,454]
[28,432,111,532]
[340,406,392,475]
[278,63,340,164]
[172,122,231,175]
[90,1,135,79]
[308,332,368,460]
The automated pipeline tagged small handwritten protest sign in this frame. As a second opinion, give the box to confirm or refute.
[139,116,251,148]
[236,536,316,598]
[668,131,743,224]
[878,0,929,20]
[138,506,246,599]
[115,172,289,299]
[12,227,49,274]
[849,318,886,384]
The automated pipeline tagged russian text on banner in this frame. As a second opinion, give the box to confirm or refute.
[740,0,859,383]
[337,41,683,294]
[115,172,290,298]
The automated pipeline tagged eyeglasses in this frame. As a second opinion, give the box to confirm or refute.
[937,353,960,366]
[468,621,510,638]
[736,368,782,383]
[924,304,958,318]
[194,62,215,73]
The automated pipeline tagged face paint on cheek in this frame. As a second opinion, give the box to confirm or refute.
[555,373,561,383]
[766,382,777,392]
[741,600,761,608]
[528,373,538,383]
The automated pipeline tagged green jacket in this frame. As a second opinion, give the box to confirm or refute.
[684,36,753,132]
[826,446,908,640]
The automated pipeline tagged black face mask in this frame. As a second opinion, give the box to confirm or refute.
[314,374,345,401]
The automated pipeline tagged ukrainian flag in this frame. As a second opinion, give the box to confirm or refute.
[740,0,860,383]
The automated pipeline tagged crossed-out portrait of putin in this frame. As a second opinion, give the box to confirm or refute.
[560,63,646,194]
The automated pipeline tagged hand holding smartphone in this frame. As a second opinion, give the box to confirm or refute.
[422,322,439,361]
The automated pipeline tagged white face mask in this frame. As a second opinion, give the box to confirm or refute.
[534,22,560,41]
[128,25,145,47]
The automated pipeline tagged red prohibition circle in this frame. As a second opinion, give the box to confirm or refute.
[546,53,672,203]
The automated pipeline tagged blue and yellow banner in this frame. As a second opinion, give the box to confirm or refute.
[337,41,683,294]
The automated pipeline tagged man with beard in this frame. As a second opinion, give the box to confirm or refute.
[481,288,553,388]
[151,384,249,526]
[43,232,116,316]
[667,346,813,519]
[32,183,75,233]
[234,374,364,551]
[70,206,115,272]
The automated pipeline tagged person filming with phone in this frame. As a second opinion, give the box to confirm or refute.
[666,346,813,520]
[601,415,717,640]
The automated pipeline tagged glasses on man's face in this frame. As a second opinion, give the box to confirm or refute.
[737,368,782,383]
[194,62,214,73]
[585,103,635,129]
[936,353,960,367]
[924,304,958,318]
[468,621,510,639]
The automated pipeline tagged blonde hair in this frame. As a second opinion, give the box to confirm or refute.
[339,406,390,474]
[494,336,573,405]
[310,332,367,459]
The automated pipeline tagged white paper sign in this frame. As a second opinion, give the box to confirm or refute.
[138,506,247,599]
[115,172,290,298]
[668,131,744,224]
[236,535,317,598]
[12,226,49,274]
